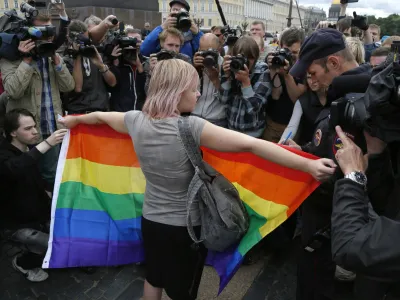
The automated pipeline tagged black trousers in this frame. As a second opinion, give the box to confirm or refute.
[296,193,335,300]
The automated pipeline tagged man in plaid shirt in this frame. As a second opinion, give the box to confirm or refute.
[220,36,271,138]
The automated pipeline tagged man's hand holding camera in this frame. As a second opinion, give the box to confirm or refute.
[222,55,232,79]
[19,39,35,64]
[102,15,119,30]
[234,65,251,88]
[194,52,220,88]
[162,15,177,30]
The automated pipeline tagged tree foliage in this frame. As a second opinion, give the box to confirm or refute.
[367,14,400,36]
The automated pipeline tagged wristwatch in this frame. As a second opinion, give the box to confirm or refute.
[345,171,367,188]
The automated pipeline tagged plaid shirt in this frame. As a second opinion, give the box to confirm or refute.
[220,62,271,134]
[37,58,57,138]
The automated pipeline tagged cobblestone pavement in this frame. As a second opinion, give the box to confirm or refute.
[0,239,355,300]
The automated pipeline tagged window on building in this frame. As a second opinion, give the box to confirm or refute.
[208,19,212,26]
[209,2,212,11]
[162,0,166,11]
[194,2,197,12]
[13,0,17,8]
[4,0,9,8]
[201,2,204,12]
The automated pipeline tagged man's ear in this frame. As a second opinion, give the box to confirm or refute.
[327,55,340,71]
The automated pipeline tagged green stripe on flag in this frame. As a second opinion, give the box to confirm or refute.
[57,181,144,220]
[238,202,267,255]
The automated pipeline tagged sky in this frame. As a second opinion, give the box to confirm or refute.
[298,0,398,18]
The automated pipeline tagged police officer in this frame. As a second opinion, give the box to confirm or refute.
[287,29,372,300]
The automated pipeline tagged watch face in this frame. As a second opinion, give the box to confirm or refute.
[354,172,367,184]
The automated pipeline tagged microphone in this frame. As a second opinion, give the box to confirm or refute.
[23,27,43,38]
[111,18,118,25]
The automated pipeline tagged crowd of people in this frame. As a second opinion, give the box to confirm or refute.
[0,0,400,299]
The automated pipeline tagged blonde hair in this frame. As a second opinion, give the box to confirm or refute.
[159,28,184,45]
[346,37,365,64]
[142,59,199,118]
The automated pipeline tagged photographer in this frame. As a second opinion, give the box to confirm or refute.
[0,13,74,188]
[144,28,191,93]
[220,36,270,137]
[108,28,147,112]
[286,28,372,300]
[263,27,306,143]
[332,126,400,299]
[140,0,203,60]
[63,20,116,114]
[192,33,226,127]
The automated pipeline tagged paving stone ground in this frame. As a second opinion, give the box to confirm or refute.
[0,238,355,300]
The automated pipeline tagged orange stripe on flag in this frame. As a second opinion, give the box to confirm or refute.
[203,150,318,214]
[67,132,140,167]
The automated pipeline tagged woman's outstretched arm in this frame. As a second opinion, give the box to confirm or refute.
[200,121,336,182]
[60,112,128,134]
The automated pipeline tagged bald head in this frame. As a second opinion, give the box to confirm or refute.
[199,33,220,51]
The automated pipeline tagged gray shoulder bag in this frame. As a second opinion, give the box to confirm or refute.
[178,117,249,252]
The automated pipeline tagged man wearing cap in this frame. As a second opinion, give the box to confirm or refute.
[287,28,372,300]
[140,0,203,60]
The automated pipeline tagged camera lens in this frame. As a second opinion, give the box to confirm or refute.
[203,56,216,68]
[230,60,241,73]
[178,18,191,32]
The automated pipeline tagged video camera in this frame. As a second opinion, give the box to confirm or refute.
[215,0,242,47]
[198,49,219,68]
[156,49,187,61]
[230,54,248,73]
[171,8,191,32]
[103,21,138,61]
[0,2,57,60]
[221,25,242,47]
[270,48,294,68]
[65,34,104,59]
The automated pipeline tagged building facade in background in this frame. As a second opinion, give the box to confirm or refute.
[244,0,274,31]
[304,6,326,33]
[328,0,341,22]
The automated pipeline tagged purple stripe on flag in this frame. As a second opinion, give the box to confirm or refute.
[207,248,244,293]
[47,237,145,268]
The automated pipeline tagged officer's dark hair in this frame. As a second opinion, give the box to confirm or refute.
[280,27,305,47]
[4,109,35,142]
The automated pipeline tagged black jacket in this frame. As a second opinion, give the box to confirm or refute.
[109,60,147,112]
[332,149,400,299]
[0,140,50,230]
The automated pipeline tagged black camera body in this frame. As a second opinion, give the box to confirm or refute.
[156,49,187,61]
[230,54,248,73]
[271,48,293,68]
[221,25,241,47]
[172,8,191,32]
[198,49,219,68]
[103,22,138,61]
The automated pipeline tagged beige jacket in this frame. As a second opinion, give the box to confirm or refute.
[0,56,75,135]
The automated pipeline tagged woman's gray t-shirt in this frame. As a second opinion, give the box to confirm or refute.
[124,111,206,227]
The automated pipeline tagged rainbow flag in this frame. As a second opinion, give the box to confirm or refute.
[43,124,319,292]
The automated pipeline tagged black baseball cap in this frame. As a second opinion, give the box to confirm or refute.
[169,0,190,11]
[290,28,346,79]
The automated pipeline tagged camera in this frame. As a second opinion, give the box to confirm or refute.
[221,25,242,47]
[271,48,293,68]
[172,8,191,32]
[20,2,38,18]
[198,49,219,68]
[230,54,248,73]
[103,22,138,61]
[156,49,187,61]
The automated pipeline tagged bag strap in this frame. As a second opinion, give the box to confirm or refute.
[178,117,206,244]
[177,117,204,169]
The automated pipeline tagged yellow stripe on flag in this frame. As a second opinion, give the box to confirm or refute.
[62,158,146,195]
